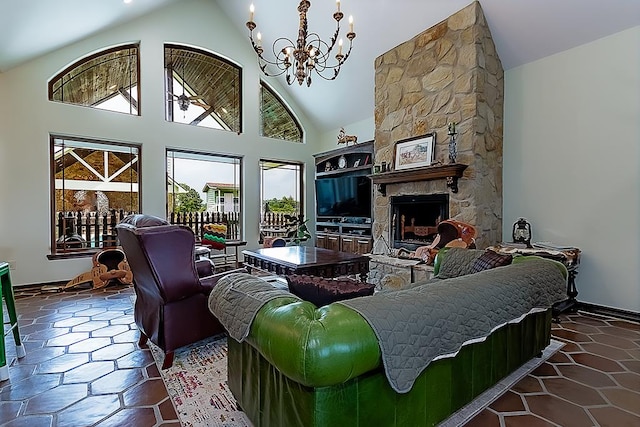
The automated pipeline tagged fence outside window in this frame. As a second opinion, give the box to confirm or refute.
[53,210,301,254]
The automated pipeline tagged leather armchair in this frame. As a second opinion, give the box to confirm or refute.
[116,214,244,368]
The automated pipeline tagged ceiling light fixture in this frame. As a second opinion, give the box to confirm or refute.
[246,1,356,87]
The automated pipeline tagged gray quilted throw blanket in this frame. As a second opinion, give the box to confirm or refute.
[339,258,566,393]
[209,273,300,342]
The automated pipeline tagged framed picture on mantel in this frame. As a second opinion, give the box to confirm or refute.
[394,133,436,171]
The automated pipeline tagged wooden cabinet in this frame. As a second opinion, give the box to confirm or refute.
[316,231,340,251]
[317,232,341,252]
[340,235,372,255]
[313,141,374,255]
[316,230,372,254]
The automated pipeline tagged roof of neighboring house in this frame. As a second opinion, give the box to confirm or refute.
[168,176,188,194]
[202,182,238,192]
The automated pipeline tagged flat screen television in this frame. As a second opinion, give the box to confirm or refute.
[315,171,371,218]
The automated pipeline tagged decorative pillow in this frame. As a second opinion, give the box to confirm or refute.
[202,223,227,250]
[285,274,375,307]
[471,250,513,273]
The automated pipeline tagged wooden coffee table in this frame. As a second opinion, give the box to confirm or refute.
[242,246,370,281]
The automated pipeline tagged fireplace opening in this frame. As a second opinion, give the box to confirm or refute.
[391,194,449,250]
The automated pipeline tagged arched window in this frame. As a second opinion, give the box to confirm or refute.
[49,44,139,115]
[260,81,303,143]
[165,44,242,133]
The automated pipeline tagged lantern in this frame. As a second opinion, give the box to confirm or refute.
[512,218,532,248]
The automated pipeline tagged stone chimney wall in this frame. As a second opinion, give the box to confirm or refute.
[372,1,504,251]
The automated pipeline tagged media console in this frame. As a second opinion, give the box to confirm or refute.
[313,141,374,254]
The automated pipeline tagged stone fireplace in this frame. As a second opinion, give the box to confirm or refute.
[372,1,504,255]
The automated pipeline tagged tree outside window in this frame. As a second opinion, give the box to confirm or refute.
[167,149,242,238]
[259,160,304,241]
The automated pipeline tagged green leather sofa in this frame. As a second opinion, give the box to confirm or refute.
[222,249,568,426]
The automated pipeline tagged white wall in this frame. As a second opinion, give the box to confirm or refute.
[319,116,375,153]
[0,0,320,286]
[503,26,640,313]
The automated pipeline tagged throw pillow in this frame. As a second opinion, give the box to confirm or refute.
[202,223,227,250]
[285,274,375,307]
[471,250,513,273]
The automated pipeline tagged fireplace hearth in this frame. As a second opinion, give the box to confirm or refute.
[391,194,448,250]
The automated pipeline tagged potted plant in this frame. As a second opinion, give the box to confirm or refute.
[284,214,312,245]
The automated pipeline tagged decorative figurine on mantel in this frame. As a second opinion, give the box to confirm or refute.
[448,121,458,163]
[337,127,358,146]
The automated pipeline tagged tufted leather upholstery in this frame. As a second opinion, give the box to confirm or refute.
[116,214,244,368]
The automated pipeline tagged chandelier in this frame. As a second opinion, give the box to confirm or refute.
[246,1,356,87]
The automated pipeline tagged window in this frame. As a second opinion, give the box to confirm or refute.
[166,150,242,239]
[259,160,304,239]
[51,136,140,256]
[49,44,140,115]
[260,82,303,142]
[165,45,242,132]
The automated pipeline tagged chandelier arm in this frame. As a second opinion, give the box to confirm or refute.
[324,25,341,56]
[305,33,330,62]
[312,41,354,81]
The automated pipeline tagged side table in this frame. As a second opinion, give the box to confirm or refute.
[487,244,581,316]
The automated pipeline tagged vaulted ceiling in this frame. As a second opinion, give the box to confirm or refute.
[1,0,638,133]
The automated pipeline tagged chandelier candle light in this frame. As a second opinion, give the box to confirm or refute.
[246,1,356,87]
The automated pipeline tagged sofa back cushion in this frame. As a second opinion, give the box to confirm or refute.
[286,274,375,307]
[471,250,513,273]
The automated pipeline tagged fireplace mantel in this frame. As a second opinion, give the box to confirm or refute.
[369,163,468,196]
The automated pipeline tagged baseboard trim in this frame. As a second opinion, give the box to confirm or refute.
[14,280,67,290]
[578,302,640,323]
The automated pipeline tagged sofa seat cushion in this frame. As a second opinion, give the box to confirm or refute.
[286,274,375,307]
[471,249,513,273]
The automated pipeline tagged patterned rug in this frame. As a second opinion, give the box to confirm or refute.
[149,335,251,427]
[151,335,563,427]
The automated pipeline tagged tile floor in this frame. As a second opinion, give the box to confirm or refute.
[0,284,638,427]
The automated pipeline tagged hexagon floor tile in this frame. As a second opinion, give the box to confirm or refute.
[1,285,639,426]
[468,310,640,426]
[1,285,178,426]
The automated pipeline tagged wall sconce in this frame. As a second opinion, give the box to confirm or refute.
[512,218,532,248]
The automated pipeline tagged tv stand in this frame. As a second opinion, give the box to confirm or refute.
[313,142,374,255]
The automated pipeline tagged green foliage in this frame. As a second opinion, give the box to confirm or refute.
[285,214,312,245]
[265,196,298,213]
[175,184,205,213]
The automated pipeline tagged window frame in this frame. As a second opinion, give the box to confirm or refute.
[259,159,305,240]
[48,43,141,115]
[164,44,243,133]
[260,81,304,143]
[166,148,244,240]
[49,135,142,258]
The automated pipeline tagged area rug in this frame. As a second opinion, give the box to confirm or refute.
[151,335,563,427]
[149,335,251,427]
